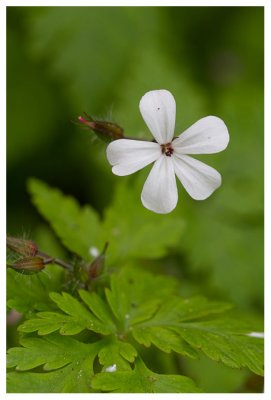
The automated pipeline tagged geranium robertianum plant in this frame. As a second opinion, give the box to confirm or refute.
[6,90,264,393]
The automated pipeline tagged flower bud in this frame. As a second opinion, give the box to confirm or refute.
[78,114,124,142]
[7,237,38,257]
[9,256,45,274]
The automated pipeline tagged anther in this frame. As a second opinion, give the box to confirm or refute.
[161,143,174,157]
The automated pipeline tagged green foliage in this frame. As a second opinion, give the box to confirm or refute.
[7,334,102,393]
[18,291,115,336]
[7,7,264,393]
[7,335,198,393]
[28,179,101,261]
[7,267,263,392]
[7,265,64,313]
[92,357,203,393]
[28,178,185,263]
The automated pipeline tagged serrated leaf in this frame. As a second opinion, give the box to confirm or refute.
[8,365,89,393]
[92,357,202,393]
[130,296,231,360]
[7,333,138,393]
[98,337,137,372]
[7,334,103,393]
[133,308,264,376]
[104,268,264,375]
[175,320,264,376]
[78,289,116,331]
[28,178,101,261]
[19,291,116,336]
[7,334,99,371]
[15,267,264,379]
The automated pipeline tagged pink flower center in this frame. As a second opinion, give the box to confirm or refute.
[161,143,174,157]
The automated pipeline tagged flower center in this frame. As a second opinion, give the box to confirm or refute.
[161,143,174,157]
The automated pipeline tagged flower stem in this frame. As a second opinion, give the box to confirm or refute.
[37,251,74,271]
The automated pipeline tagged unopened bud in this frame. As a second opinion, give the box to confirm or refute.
[88,242,109,279]
[9,256,45,274]
[7,237,38,257]
[78,113,124,142]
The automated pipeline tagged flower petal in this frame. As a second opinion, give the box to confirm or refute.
[141,155,178,214]
[173,154,221,200]
[139,90,176,145]
[173,116,229,154]
[106,139,161,176]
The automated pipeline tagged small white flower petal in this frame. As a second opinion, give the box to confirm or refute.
[106,139,161,176]
[141,155,178,214]
[173,116,229,154]
[173,154,221,200]
[139,89,176,145]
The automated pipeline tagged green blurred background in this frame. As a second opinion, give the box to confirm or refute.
[7,6,264,392]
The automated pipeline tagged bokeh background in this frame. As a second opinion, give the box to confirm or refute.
[7,6,264,392]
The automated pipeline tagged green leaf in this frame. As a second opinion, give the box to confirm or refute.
[28,179,185,265]
[131,296,231,359]
[7,264,64,313]
[28,178,101,261]
[19,291,115,336]
[7,334,97,371]
[105,268,264,375]
[78,290,116,331]
[92,357,202,393]
[7,333,139,393]
[98,337,137,372]
[7,334,103,393]
[15,267,264,377]
[105,266,178,325]
[175,319,264,376]
[101,182,185,263]
[132,309,263,376]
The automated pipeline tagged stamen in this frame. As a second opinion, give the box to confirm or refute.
[161,143,174,157]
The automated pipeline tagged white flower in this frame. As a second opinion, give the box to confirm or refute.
[106,89,229,214]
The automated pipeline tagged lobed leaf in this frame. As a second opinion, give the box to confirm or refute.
[104,269,264,376]
[92,357,202,393]
[175,320,264,376]
[28,179,185,266]
[19,291,115,336]
[7,334,103,393]
[14,267,264,379]
[98,337,137,372]
[28,178,101,261]
[7,333,139,393]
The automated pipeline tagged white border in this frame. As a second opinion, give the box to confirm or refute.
[0,0,268,5]
[0,0,7,398]
[2,1,269,399]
